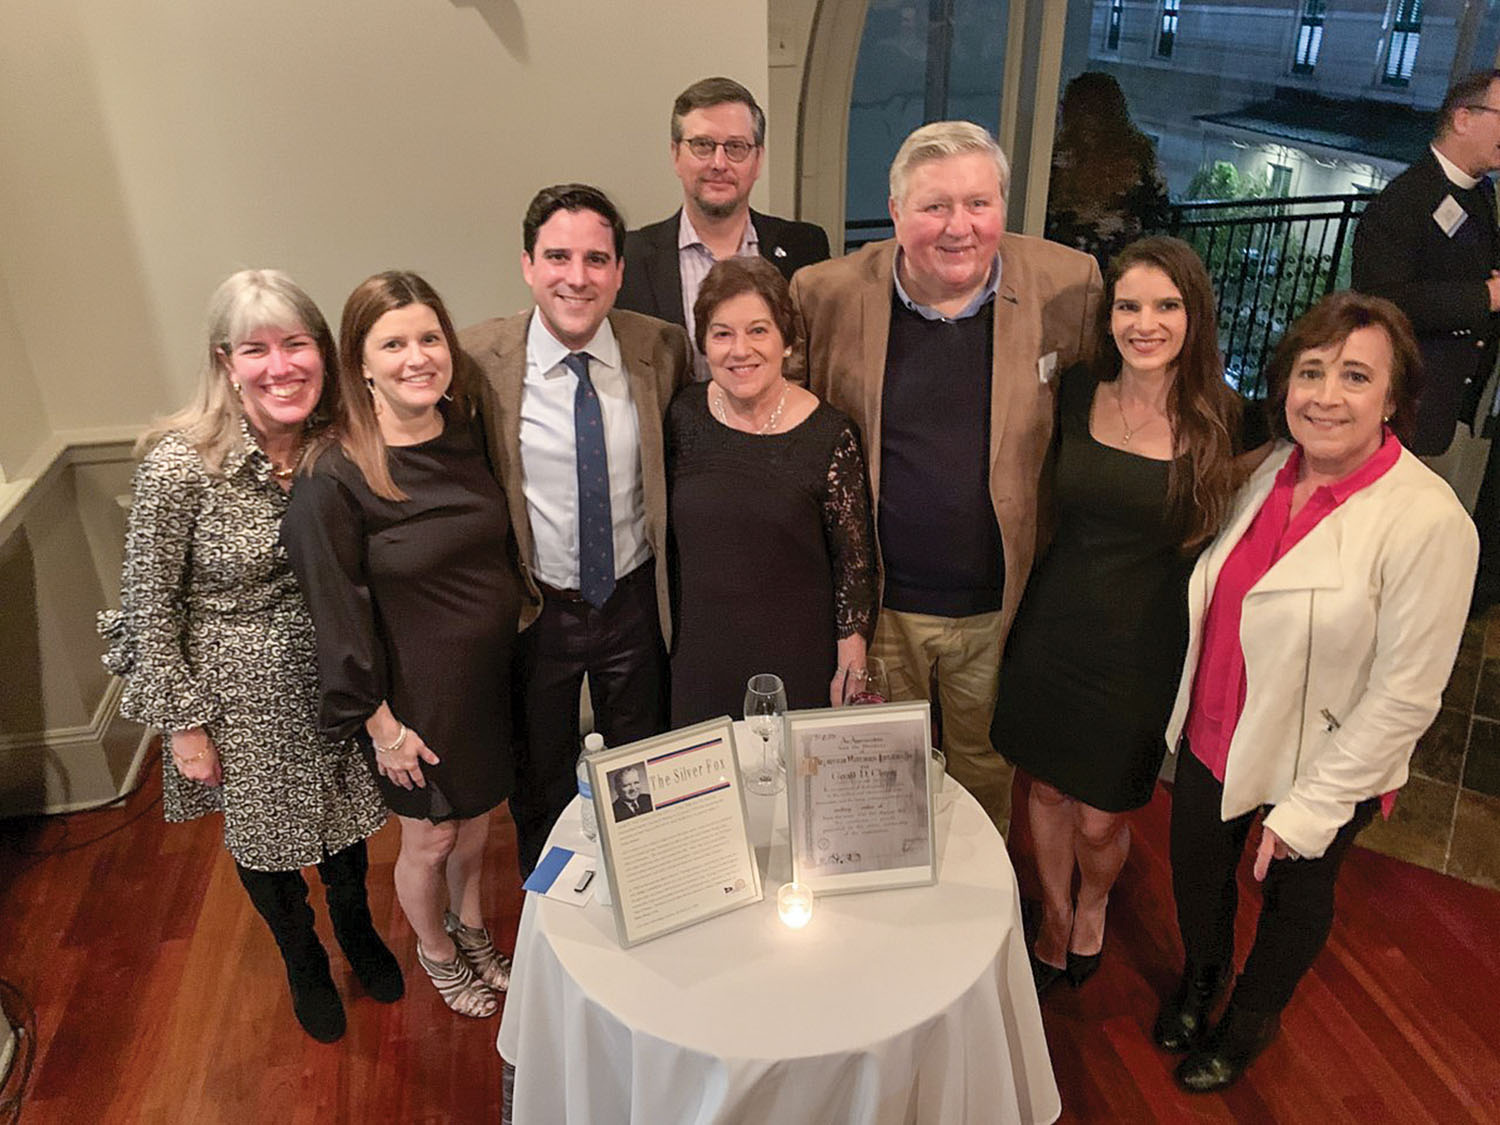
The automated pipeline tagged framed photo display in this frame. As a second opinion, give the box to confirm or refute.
[785,702,938,895]
[588,717,763,947]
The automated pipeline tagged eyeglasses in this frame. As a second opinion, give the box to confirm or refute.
[1462,104,1500,115]
[680,136,758,163]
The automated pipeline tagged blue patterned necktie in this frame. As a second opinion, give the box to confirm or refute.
[565,352,616,608]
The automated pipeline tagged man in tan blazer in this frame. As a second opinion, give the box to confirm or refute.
[461,184,693,875]
[790,122,1101,837]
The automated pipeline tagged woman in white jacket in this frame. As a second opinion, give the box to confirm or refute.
[1154,291,1477,1092]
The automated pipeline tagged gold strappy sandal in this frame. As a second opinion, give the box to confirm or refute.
[416,942,499,1018]
[444,910,512,992]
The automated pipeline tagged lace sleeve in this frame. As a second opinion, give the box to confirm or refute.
[114,435,223,730]
[821,422,878,640]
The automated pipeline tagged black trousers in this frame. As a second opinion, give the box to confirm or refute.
[1170,748,1378,1014]
[511,562,668,876]
[1470,422,1500,614]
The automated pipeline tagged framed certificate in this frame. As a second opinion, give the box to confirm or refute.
[785,702,937,895]
[589,718,763,947]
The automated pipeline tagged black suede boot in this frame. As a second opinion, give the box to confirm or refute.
[318,841,404,1003]
[1175,1001,1281,1093]
[237,864,346,1043]
[1152,962,1229,1053]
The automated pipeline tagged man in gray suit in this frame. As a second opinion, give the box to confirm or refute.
[461,183,692,875]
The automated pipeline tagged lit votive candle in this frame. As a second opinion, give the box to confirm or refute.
[777,881,814,929]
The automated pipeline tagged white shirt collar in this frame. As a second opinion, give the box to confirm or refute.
[526,310,622,376]
[1431,144,1482,191]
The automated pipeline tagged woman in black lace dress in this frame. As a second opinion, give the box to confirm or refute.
[667,257,877,725]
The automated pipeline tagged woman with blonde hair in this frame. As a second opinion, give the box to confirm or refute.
[105,269,397,1042]
[284,271,524,1019]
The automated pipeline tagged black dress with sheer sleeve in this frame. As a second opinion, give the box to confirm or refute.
[666,381,876,726]
[282,415,523,822]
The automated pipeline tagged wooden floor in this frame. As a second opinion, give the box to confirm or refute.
[2,751,1499,1123]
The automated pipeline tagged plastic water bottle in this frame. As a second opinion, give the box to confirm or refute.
[577,732,605,840]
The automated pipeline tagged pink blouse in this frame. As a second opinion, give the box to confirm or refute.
[1184,431,1403,816]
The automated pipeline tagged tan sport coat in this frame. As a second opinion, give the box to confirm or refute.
[788,234,1102,644]
[460,307,693,643]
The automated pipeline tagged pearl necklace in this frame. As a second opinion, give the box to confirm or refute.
[712,380,790,435]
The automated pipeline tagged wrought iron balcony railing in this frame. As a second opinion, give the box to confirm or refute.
[1166,192,1370,397]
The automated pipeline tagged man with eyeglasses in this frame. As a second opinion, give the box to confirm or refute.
[617,76,830,378]
[1354,69,1500,613]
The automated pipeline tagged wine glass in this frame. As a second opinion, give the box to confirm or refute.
[743,673,787,796]
[844,656,889,706]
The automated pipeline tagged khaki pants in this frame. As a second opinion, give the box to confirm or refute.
[871,607,1014,837]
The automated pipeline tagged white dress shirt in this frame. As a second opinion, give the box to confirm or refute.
[521,314,650,589]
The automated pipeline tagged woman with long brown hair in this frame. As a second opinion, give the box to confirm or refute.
[992,236,1242,992]
[283,271,524,1019]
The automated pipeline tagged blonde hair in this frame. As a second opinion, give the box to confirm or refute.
[138,269,336,473]
[888,121,1011,206]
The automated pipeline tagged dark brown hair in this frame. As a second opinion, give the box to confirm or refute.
[691,257,797,355]
[1437,69,1500,137]
[312,271,473,502]
[522,184,626,260]
[1263,290,1422,446]
[1093,236,1243,549]
[671,77,765,147]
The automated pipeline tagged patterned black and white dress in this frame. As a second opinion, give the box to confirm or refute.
[105,424,386,871]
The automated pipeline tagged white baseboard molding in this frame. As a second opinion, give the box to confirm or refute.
[0,676,155,817]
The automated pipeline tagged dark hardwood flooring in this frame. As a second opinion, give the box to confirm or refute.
[2,751,1498,1123]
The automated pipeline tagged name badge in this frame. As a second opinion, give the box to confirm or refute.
[1434,194,1468,238]
[1038,351,1058,384]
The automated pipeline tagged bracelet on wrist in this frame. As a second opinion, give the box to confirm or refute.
[173,747,208,765]
[373,724,408,757]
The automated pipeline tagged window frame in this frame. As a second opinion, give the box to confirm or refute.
[1381,0,1423,87]
[1292,0,1326,75]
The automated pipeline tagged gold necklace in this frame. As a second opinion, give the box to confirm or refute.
[712,380,790,434]
[1115,385,1161,445]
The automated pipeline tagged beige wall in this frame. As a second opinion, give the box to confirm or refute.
[0,278,49,482]
[0,0,769,471]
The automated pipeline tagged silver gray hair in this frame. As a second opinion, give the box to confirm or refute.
[138,269,333,473]
[888,121,1011,206]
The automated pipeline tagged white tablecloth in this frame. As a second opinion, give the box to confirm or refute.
[498,724,1059,1124]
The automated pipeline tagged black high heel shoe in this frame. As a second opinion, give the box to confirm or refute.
[1030,949,1066,995]
[1065,947,1103,987]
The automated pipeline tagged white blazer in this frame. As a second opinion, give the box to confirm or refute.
[1164,442,1477,859]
